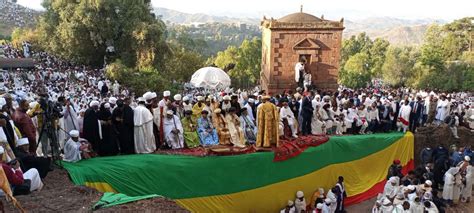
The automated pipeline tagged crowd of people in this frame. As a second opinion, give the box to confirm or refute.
[372,143,473,213]
[0,0,37,29]
[0,42,473,210]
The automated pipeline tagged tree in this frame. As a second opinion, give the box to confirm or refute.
[213,37,261,88]
[340,53,372,88]
[382,46,417,86]
[35,0,168,67]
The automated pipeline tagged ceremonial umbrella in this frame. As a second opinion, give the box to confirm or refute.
[190,67,231,90]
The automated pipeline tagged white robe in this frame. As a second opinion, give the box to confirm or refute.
[294,198,306,213]
[63,105,80,133]
[326,190,338,213]
[462,166,473,199]
[398,105,412,128]
[163,115,184,149]
[134,104,156,153]
[383,182,398,199]
[280,106,297,136]
[23,168,43,192]
[244,103,255,122]
[435,99,448,121]
[442,169,457,200]
[63,138,81,163]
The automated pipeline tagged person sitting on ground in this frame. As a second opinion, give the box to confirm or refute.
[0,146,43,195]
[197,110,219,146]
[240,108,257,144]
[63,130,94,163]
[162,110,185,149]
[294,191,306,213]
[14,138,50,179]
[181,110,200,148]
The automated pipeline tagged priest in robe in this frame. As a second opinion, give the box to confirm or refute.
[133,97,156,154]
[197,110,219,146]
[192,96,206,122]
[213,108,232,145]
[240,108,257,144]
[163,110,184,149]
[96,103,119,156]
[225,107,246,148]
[256,96,279,148]
[83,101,101,153]
[14,138,50,178]
[63,130,93,163]
[112,98,135,154]
[181,110,200,148]
[279,99,298,138]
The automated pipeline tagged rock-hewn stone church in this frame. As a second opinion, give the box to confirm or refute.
[260,9,344,93]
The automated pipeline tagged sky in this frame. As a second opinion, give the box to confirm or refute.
[17,0,473,21]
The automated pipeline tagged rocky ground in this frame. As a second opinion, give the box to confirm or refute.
[3,169,187,212]
[2,126,472,212]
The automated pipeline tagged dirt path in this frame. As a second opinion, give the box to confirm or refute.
[3,169,187,213]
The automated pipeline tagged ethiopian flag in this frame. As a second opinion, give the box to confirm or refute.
[63,132,414,212]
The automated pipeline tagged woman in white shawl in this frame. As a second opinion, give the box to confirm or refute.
[442,167,459,204]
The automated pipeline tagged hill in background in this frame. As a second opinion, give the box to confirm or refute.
[155,7,446,46]
[0,0,40,39]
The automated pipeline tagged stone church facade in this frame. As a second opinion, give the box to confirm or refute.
[260,11,344,93]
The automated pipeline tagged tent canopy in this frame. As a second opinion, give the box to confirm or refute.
[189,67,231,90]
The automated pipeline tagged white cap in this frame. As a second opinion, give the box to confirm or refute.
[16,138,29,147]
[287,200,294,206]
[174,94,182,101]
[183,96,189,101]
[137,97,146,102]
[197,96,204,101]
[324,198,331,203]
[70,130,80,137]
[90,101,100,107]
[163,91,171,97]
[104,103,111,109]
[0,98,6,108]
[465,156,471,161]
[143,92,153,100]
[407,185,416,191]
[109,97,117,105]
[0,146,4,154]
[223,95,231,101]
[425,180,432,186]
[150,92,157,99]
[248,98,255,103]
[166,110,174,115]
[296,191,304,198]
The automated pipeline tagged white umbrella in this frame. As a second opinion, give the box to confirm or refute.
[190,67,231,90]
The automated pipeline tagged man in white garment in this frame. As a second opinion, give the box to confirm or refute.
[294,191,306,213]
[435,95,449,125]
[159,91,171,108]
[162,110,184,149]
[280,101,298,138]
[244,98,255,122]
[397,101,411,133]
[63,130,92,162]
[133,97,156,153]
[461,160,472,202]
[442,167,459,204]
[325,188,338,213]
[62,98,79,136]
[182,96,192,112]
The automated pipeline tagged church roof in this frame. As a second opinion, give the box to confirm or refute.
[277,12,323,23]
